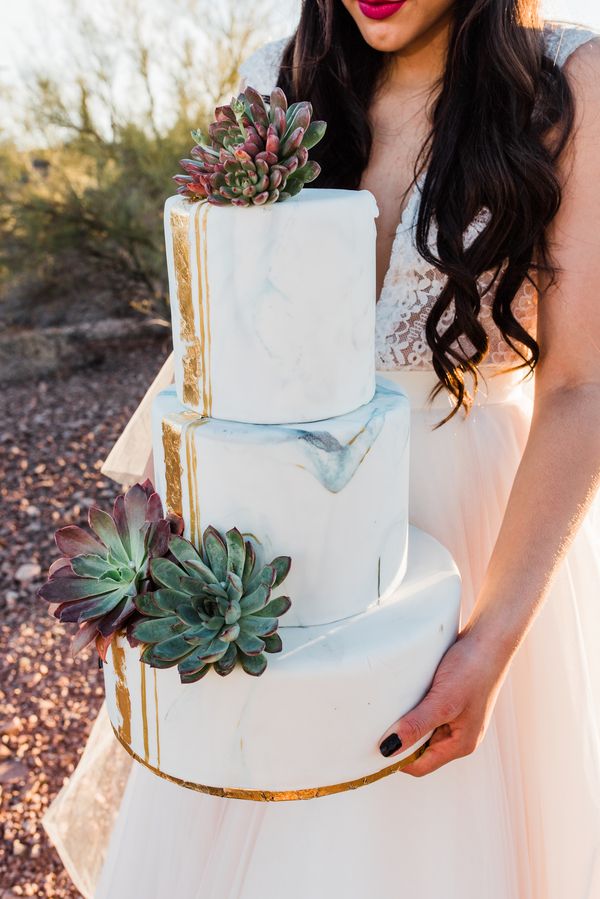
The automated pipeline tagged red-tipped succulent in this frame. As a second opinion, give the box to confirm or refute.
[38,480,183,660]
[173,86,327,207]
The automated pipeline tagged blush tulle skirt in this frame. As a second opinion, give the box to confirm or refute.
[43,360,600,899]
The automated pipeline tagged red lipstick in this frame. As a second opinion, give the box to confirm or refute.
[358,0,408,20]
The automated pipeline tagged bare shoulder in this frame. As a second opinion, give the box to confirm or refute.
[561,34,600,156]
[556,23,600,100]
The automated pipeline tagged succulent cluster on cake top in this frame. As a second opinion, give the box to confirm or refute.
[174,86,326,207]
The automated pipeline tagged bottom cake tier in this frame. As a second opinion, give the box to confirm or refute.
[103,525,461,799]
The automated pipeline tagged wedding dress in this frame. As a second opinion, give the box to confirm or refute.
[43,20,600,899]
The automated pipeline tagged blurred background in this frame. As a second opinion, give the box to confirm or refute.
[0,0,597,355]
[0,0,297,350]
[0,1,597,897]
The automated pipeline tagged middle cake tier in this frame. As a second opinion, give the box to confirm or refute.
[153,376,410,627]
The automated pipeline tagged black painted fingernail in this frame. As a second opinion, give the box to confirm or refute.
[379,733,402,757]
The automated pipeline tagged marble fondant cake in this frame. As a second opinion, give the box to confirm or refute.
[165,189,378,424]
[152,378,410,627]
[29,86,466,801]
[104,527,459,796]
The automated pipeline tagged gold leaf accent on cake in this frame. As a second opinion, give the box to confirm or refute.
[153,668,161,769]
[161,420,183,517]
[111,638,132,747]
[140,661,150,763]
[170,206,194,342]
[182,342,202,408]
[111,725,430,802]
[171,204,202,408]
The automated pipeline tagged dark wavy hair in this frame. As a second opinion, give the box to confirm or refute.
[277,0,575,424]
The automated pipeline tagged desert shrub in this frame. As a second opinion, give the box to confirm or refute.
[0,0,288,325]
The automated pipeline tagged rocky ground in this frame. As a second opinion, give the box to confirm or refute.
[0,342,169,897]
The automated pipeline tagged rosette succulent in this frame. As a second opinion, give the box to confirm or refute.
[39,481,183,658]
[130,525,292,682]
[173,85,326,206]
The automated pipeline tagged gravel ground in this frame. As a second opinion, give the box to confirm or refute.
[0,342,169,898]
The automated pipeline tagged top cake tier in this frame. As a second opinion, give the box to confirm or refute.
[164,189,379,424]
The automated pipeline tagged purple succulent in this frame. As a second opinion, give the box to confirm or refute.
[38,480,183,659]
[173,86,326,207]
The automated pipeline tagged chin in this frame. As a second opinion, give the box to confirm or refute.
[341,0,453,53]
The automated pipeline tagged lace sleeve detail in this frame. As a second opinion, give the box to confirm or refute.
[238,37,290,95]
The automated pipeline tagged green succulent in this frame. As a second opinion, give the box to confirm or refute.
[173,85,326,206]
[38,480,183,658]
[131,525,292,682]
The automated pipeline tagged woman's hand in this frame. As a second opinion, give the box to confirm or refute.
[377,624,512,777]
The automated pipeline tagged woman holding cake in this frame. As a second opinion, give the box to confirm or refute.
[43,2,600,897]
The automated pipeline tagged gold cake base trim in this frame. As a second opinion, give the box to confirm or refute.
[111,725,429,802]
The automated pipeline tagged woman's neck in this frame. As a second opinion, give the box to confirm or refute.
[384,12,453,94]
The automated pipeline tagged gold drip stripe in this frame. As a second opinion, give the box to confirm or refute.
[185,417,210,551]
[201,202,213,415]
[347,424,367,446]
[111,725,429,803]
[161,420,183,517]
[193,202,211,415]
[193,203,207,413]
[153,668,161,768]
[140,661,150,763]
[185,419,199,548]
[111,642,131,746]
[190,421,200,548]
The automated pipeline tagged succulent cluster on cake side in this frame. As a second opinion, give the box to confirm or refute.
[130,526,292,682]
[38,482,293,681]
[38,481,183,658]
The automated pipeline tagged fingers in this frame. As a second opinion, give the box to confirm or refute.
[379,693,457,759]
[400,741,453,777]
[400,727,480,777]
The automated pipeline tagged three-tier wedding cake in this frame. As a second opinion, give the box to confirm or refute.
[96,88,462,799]
[102,223,460,795]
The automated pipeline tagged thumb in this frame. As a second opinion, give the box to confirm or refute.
[378,693,448,758]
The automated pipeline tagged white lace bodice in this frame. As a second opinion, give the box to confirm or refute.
[239,21,600,372]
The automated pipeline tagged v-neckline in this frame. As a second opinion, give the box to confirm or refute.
[377,171,426,305]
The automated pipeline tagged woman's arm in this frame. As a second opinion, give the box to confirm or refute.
[379,38,600,775]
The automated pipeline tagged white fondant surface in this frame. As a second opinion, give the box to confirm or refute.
[104,526,461,794]
[152,377,411,626]
[165,189,379,423]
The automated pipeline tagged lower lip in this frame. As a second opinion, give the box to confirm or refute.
[358,0,407,20]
